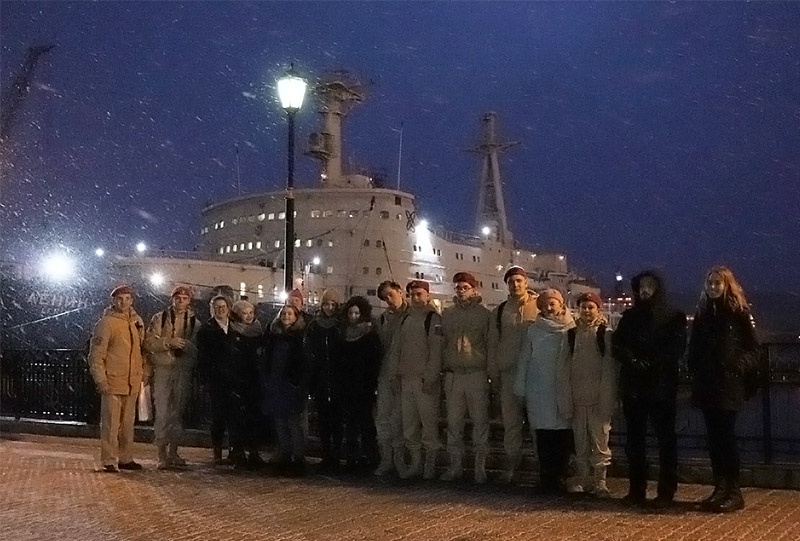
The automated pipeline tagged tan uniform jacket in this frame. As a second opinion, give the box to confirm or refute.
[143,307,199,368]
[88,307,147,395]
[487,291,539,376]
[441,296,492,373]
[386,302,442,382]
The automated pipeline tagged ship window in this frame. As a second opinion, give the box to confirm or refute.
[349,210,359,218]
[323,210,334,218]
[420,273,425,279]
[220,220,225,228]
[256,241,262,249]
[317,239,324,247]
[327,266,334,274]
[311,210,321,218]
[363,239,370,247]
[257,285,264,299]
[232,218,238,225]
[240,243,245,251]
[214,222,219,230]
[472,255,477,262]
[327,240,334,247]
[394,196,401,205]
[367,288,377,297]
[362,266,369,275]
[413,245,417,252]
[415,272,419,279]
[380,211,390,219]
[396,213,402,220]
[477,256,481,262]
[232,245,238,252]
[306,240,313,247]
[248,215,255,223]
[480,281,483,288]
[338,210,347,217]
[376,240,383,248]
[268,213,275,220]
[247,242,253,250]
[278,211,286,220]
[294,239,301,247]
[274,240,281,248]
[376,267,382,276]
[218,247,224,254]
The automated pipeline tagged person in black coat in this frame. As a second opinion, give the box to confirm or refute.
[261,304,308,476]
[688,266,759,513]
[197,295,248,467]
[338,296,382,473]
[612,270,687,508]
[305,289,345,471]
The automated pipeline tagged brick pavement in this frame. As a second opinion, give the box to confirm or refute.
[1,433,799,541]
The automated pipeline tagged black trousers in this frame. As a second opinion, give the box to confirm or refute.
[702,407,740,484]
[535,429,574,491]
[622,396,678,499]
[314,395,343,461]
[209,384,245,451]
[342,396,378,465]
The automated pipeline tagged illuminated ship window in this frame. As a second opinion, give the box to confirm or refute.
[306,240,313,247]
[278,211,286,219]
[327,266,334,274]
[232,218,238,225]
[239,243,245,251]
[268,213,275,220]
[232,245,238,252]
[323,210,334,217]
[274,240,281,248]
[258,213,266,221]
[219,220,225,228]
[256,241,262,249]
[327,240,334,247]
[218,247,224,254]
[311,210,321,218]
[396,213,402,220]
[294,239,300,247]
[240,282,246,296]
[225,245,231,253]
[247,242,253,250]
[337,210,347,217]
[214,222,219,230]
[257,285,264,299]
[349,210,359,218]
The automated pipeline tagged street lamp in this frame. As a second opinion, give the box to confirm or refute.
[277,65,308,293]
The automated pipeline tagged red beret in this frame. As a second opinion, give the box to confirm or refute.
[288,288,304,300]
[171,285,192,298]
[452,272,478,289]
[576,291,603,309]
[110,285,134,298]
[406,280,430,293]
[503,266,527,283]
[536,288,564,311]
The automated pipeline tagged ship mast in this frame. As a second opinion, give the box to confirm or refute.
[469,112,518,245]
[305,71,365,188]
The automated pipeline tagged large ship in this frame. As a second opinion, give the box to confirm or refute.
[131,72,597,308]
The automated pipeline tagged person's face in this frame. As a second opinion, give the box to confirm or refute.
[289,296,303,312]
[237,305,255,324]
[579,301,600,324]
[172,294,191,312]
[409,288,429,308]
[280,307,297,327]
[382,288,404,310]
[113,293,133,312]
[454,282,475,302]
[212,300,229,320]
[706,272,726,299]
[506,275,527,298]
[542,298,563,319]
[321,300,338,317]
[347,305,361,324]
[638,276,659,301]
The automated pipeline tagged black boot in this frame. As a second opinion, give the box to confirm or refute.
[213,446,225,466]
[700,477,728,511]
[713,481,745,513]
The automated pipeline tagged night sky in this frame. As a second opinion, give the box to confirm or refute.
[2,1,800,298]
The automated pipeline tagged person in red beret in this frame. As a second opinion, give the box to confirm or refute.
[143,285,199,469]
[87,285,149,472]
[439,272,492,484]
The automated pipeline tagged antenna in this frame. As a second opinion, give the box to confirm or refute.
[396,121,403,190]
[235,144,241,195]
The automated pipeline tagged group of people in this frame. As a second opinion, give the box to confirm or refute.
[86,264,759,514]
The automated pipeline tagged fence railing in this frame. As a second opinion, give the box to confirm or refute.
[2,343,799,464]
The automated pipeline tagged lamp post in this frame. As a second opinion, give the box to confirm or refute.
[277,65,308,294]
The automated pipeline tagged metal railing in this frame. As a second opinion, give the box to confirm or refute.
[2,343,799,464]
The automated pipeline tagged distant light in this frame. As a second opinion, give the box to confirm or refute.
[481,226,491,236]
[149,272,165,287]
[42,252,75,282]
[136,242,147,253]
[531,253,537,258]
[312,256,321,266]
[616,273,623,282]
[94,248,105,257]
[558,255,565,261]
[419,219,429,230]
[278,291,289,302]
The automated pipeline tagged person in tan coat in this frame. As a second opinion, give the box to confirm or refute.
[143,285,199,469]
[88,285,149,472]
[488,266,539,483]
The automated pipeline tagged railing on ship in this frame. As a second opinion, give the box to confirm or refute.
[1,342,799,464]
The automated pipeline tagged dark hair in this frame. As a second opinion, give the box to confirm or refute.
[377,280,402,301]
[344,296,372,322]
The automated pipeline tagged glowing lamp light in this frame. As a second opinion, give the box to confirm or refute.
[278,291,289,302]
[136,242,147,253]
[42,252,75,282]
[94,248,105,257]
[616,273,623,282]
[149,272,165,287]
[277,68,308,112]
[419,219,429,230]
[312,256,321,266]
[481,226,491,236]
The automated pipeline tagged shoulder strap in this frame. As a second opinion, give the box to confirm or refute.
[496,300,507,337]
[161,310,168,330]
[424,311,435,335]
[597,324,606,356]
[568,327,576,354]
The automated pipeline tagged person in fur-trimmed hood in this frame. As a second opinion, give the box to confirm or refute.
[261,304,308,476]
[337,296,382,473]
[513,288,575,495]
[565,291,617,497]
[612,270,687,509]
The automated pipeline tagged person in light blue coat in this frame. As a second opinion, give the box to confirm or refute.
[514,288,575,494]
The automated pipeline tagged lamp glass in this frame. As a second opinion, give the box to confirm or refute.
[277,75,308,111]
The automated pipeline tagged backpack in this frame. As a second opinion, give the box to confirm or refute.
[495,300,507,337]
[160,309,197,338]
[401,310,436,335]
[567,324,607,357]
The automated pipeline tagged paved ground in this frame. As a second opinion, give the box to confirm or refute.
[1,434,799,541]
